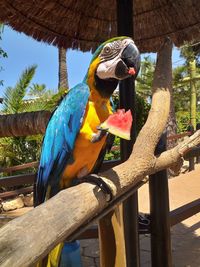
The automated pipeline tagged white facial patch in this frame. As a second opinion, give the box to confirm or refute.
[96,38,135,80]
[96,55,122,79]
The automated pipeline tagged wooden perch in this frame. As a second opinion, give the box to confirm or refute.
[1,38,200,267]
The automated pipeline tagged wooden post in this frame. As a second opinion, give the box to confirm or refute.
[187,125,195,171]
[149,134,172,267]
[99,1,140,266]
[189,157,195,171]
[196,124,200,164]
[118,1,140,267]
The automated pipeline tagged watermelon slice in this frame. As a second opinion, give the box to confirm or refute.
[100,109,133,140]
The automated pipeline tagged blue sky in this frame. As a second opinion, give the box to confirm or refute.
[0,26,183,97]
[0,26,92,96]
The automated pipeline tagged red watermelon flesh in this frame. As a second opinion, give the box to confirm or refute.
[100,109,133,140]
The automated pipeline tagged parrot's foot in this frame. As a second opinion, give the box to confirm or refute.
[91,128,108,143]
[78,174,113,202]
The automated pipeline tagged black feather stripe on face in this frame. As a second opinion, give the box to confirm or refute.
[99,40,123,62]
[100,50,119,62]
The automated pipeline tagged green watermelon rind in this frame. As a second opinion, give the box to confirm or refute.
[100,122,131,140]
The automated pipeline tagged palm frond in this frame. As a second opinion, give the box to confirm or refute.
[28,83,47,97]
[21,98,50,112]
[2,65,37,114]
[2,86,14,113]
[44,88,68,111]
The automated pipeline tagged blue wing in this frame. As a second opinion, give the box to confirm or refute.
[35,83,90,205]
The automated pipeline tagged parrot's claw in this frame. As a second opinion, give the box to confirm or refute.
[78,174,113,202]
[91,129,108,143]
[96,126,109,131]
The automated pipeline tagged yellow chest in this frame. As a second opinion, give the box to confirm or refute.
[61,99,112,187]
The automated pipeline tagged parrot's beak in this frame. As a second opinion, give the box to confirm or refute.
[115,42,140,80]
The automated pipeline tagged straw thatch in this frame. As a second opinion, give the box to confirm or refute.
[0,0,200,52]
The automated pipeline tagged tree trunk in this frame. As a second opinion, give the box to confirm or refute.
[58,47,69,90]
[0,111,51,137]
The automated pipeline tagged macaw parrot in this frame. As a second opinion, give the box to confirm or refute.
[35,36,140,267]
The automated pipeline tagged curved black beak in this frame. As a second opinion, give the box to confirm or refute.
[115,43,140,80]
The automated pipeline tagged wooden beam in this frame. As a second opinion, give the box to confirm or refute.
[0,162,38,173]
[167,131,191,141]
[170,199,200,226]
[0,173,35,187]
[184,146,200,160]
[0,186,33,200]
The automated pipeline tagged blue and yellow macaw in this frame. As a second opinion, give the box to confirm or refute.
[35,36,140,267]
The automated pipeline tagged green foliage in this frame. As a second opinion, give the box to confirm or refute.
[0,66,52,172]
[135,94,150,134]
[174,43,200,120]
[0,136,43,168]
[176,111,200,133]
[104,137,120,161]
[2,65,37,113]
[136,56,155,100]
[0,64,69,174]
[180,44,196,63]
[44,88,68,112]
[173,65,190,111]
[176,111,190,132]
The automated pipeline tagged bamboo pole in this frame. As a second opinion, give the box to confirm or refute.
[189,59,197,130]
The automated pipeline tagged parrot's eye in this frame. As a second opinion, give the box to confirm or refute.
[103,45,111,54]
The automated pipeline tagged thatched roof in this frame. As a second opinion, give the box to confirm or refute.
[0,0,200,53]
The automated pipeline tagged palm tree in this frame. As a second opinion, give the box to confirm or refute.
[58,47,69,91]
[0,65,49,169]
[2,65,37,114]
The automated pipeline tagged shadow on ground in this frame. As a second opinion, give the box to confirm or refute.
[80,214,200,267]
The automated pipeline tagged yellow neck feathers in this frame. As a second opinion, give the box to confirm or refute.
[87,57,107,103]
